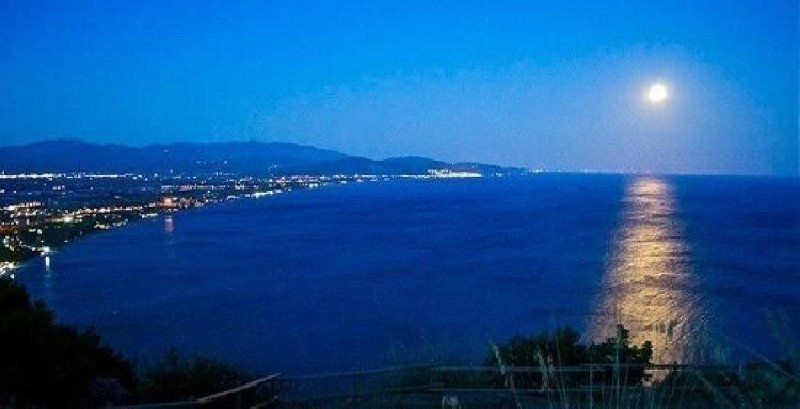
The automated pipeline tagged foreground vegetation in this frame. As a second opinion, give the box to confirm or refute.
[479,326,798,408]
[0,276,135,406]
[1,275,797,408]
[0,276,253,406]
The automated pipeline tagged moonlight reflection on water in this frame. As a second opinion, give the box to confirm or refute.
[591,177,703,364]
[15,176,797,373]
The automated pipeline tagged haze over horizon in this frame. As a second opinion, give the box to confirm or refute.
[1,1,798,175]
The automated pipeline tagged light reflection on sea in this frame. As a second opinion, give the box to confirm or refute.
[14,176,799,373]
[590,176,704,364]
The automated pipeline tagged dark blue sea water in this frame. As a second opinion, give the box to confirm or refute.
[16,175,800,374]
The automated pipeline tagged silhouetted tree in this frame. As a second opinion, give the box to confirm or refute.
[137,349,252,403]
[489,327,589,367]
[0,276,135,406]
[588,325,653,385]
[486,325,653,388]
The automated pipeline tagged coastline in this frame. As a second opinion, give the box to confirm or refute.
[11,174,800,374]
[1,171,492,278]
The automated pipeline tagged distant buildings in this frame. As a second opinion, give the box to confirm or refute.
[0,168,495,271]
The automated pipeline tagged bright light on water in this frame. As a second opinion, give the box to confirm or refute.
[13,177,799,373]
[591,177,702,364]
[164,215,174,234]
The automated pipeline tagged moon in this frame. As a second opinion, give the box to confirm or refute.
[648,83,669,103]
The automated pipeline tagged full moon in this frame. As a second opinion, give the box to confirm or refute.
[648,83,669,103]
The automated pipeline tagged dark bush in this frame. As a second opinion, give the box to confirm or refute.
[0,276,135,406]
[136,349,252,403]
[486,325,653,389]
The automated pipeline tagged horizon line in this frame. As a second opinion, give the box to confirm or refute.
[1,137,797,178]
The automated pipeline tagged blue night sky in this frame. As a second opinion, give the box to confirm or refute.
[1,1,797,175]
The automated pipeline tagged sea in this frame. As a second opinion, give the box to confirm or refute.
[16,174,800,375]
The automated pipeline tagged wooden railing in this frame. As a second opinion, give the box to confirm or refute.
[276,361,796,408]
[120,373,282,409]
[121,361,797,408]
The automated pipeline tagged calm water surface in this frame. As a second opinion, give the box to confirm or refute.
[17,175,800,374]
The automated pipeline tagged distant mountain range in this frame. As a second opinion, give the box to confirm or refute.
[0,139,525,176]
